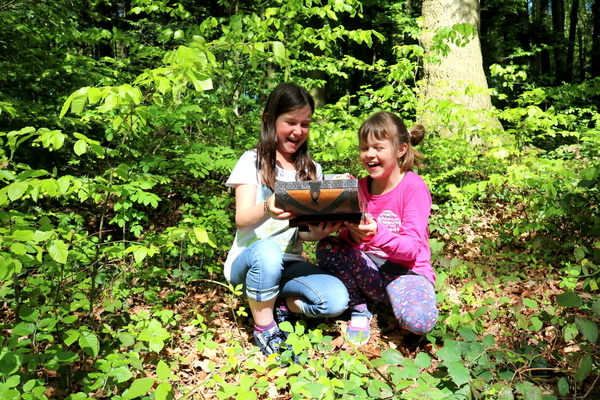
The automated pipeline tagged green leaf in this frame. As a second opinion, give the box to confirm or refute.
[303,382,327,398]
[497,386,514,400]
[48,239,69,264]
[515,381,543,400]
[522,298,538,309]
[380,349,404,365]
[6,181,29,201]
[118,332,136,348]
[109,366,134,383]
[367,379,392,397]
[78,329,99,357]
[41,178,59,196]
[9,242,28,255]
[397,360,420,379]
[0,352,21,375]
[148,338,165,353]
[133,246,148,263]
[557,377,569,397]
[575,354,593,382]
[12,322,35,336]
[591,299,600,316]
[87,87,103,104]
[17,306,38,321]
[0,170,15,181]
[156,360,171,381]
[482,334,495,347]
[458,327,478,341]
[156,77,171,94]
[0,256,23,280]
[272,41,286,60]
[23,379,36,392]
[192,227,215,247]
[445,361,470,387]
[63,329,79,346]
[70,88,89,114]
[563,323,579,342]
[39,130,65,150]
[556,292,582,307]
[98,92,117,113]
[57,176,71,195]
[56,351,79,363]
[195,77,213,91]
[62,315,78,324]
[414,352,431,369]
[575,316,598,342]
[123,377,155,400]
[474,305,489,318]
[155,382,174,400]
[574,247,585,261]
[138,319,170,353]
[59,98,71,118]
[436,342,462,362]
[529,316,543,331]
[74,139,87,156]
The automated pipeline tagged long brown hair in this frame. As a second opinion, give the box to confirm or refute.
[358,111,425,173]
[256,82,318,190]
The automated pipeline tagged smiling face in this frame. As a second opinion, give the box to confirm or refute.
[274,105,312,161]
[360,133,408,189]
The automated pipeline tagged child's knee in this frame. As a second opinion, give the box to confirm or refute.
[396,305,438,335]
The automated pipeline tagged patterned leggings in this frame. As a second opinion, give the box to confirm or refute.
[316,236,438,335]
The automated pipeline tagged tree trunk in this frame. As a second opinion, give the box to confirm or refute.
[592,0,600,77]
[419,0,502,135]
[552,0,567,83]
[566,0,579,82]
[531,0,552,79]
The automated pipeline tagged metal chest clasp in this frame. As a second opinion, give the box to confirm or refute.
[309,182,321,204]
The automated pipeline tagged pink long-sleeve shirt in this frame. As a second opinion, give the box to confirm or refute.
[339,171,436,284]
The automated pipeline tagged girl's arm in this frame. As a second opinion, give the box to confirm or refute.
[234,184,268,233]
[235,184,295,232]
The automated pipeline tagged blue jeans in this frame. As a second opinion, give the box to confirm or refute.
[229,239,349,318]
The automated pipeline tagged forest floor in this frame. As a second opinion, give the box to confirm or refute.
[159,270,576,399]
[148,214,597,400]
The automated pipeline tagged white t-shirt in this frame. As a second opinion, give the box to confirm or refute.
[223,149,323,282]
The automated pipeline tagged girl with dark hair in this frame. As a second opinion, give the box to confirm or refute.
[316,111,438,344]
[224,83,349,359]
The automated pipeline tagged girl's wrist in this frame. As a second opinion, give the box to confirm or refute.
[263,195,272,218]
[348,231,362,245]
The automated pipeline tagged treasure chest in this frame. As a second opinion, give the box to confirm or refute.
[274,178,365,229]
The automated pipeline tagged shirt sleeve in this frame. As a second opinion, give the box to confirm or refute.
[225,150,260,188]
[315,161,323,180]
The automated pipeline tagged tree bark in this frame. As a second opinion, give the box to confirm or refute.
[566,0,579,82]
[419,0,502,134]
[592,0,600,77]
[552,0,567,83]
[531,0,552,79]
